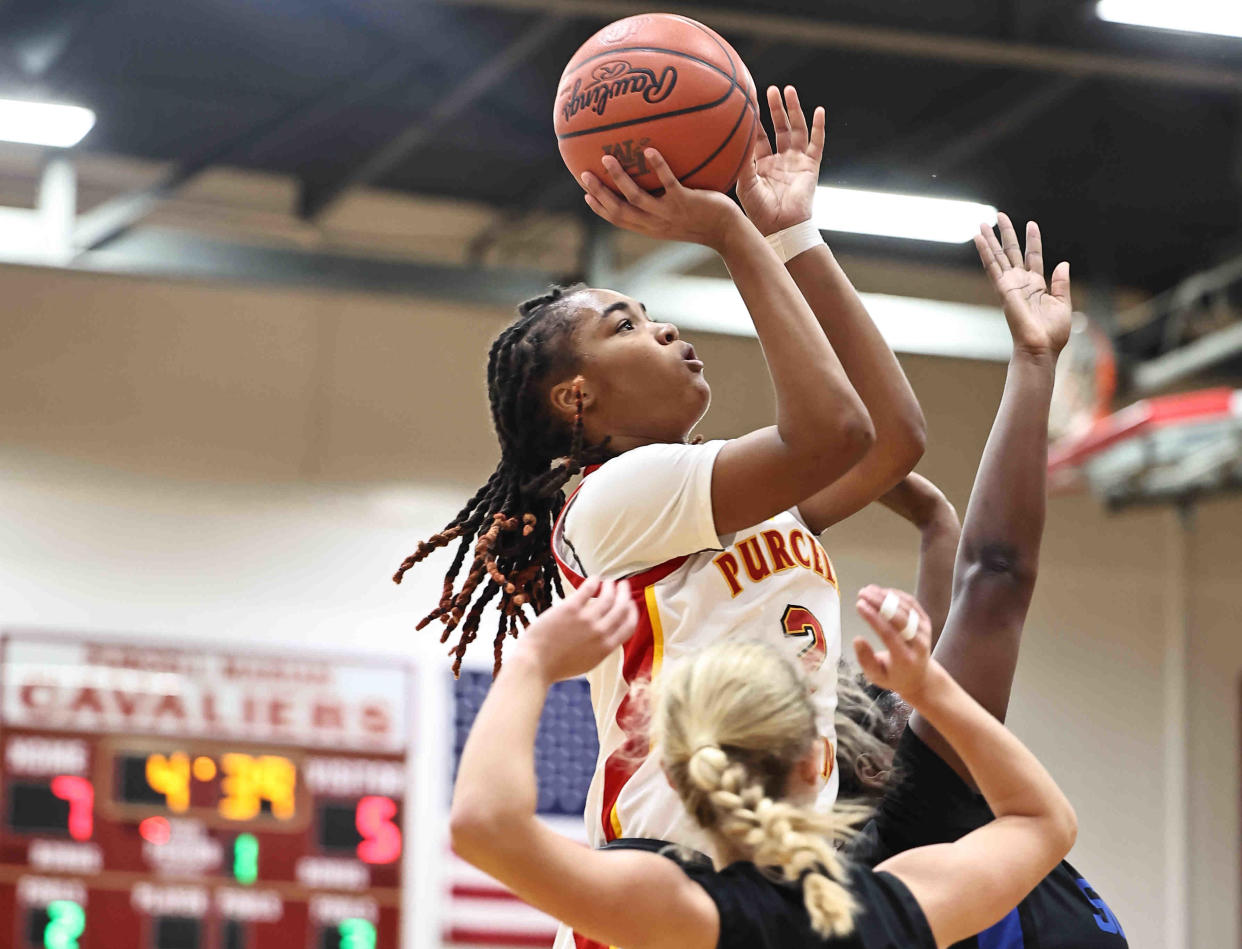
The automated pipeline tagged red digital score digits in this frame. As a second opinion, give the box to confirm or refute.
[0,634,413,949]
[355,795,401,864]
[50,775,93,841]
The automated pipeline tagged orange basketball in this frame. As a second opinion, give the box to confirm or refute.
[554,13,760,194]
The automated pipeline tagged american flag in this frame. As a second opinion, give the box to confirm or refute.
[447,672,599,947]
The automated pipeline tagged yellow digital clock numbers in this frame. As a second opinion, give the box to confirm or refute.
[144,751,297,821]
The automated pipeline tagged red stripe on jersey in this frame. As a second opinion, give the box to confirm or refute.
[450,884,524,902]
[449,928,555,947]
[548,466,684,840]
[597,588,660,842]
[574,932,608,949]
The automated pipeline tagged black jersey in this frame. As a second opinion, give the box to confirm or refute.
[598,837,936,949]
[851,728,1129,949]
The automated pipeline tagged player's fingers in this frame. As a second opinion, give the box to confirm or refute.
[599,579,633,630]
[997,211,1024,269]
[855,595,895,641]
[852,635,887,684]
[604,589,638,647]
[569,575,604,603]
[581,172,626,214]
[582,174,650,231]
[580,577,616,622]
[981,220,1011,272]
[808,105,826,159]
[974,230,1004,283]
[783,85,809,146]
[601,155,657,209]
[736,141,758,188]
[1024,220,1044,277]
[644,148,683,195]
[1050,260,1072,306]
[752,123,774,161]
[583,192,613,224]
[767,85,791,151]
[879,589,927,642]
[888,590,929,643]
[857,590,911,650]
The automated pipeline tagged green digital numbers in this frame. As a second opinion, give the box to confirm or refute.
[338,918,376,949]
[44,900,85,949]
[233,832,259,885]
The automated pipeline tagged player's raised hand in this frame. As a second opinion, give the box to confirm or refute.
[735,85,826,237]
[580,148,744,252]
[974,213,1072,358]
[853,585,933,698]
[514,577,637,683]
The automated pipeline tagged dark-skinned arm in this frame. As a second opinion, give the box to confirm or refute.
[582,149,875,536]
[736,86,925,535]
[789,245,927,533]
[908,213,1072,786]
[877,474,960,644]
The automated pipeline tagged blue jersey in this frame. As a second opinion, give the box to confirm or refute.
[852,729,1128,949]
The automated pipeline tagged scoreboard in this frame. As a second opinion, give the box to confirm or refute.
[0,631,414,949]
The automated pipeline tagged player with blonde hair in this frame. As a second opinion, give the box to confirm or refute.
[451,573,1077,949]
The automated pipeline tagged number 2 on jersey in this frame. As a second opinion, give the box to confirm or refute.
[781,604,827,673]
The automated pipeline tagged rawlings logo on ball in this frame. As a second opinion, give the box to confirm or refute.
[560,60,677,121]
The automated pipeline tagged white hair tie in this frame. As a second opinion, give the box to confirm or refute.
[900,609,920,642]
[878,592,900,621]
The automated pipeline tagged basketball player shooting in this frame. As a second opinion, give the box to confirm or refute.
[395,84,926,934]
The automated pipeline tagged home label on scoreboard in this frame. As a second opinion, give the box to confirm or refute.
[0,630,415,949]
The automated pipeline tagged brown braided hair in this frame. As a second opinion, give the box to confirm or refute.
[393,284,611,676]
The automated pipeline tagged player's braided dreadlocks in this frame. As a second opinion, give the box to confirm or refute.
[393,284,611,676]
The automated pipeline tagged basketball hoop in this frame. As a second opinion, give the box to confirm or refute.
[1048,312,1117,444]
[1047,387,1242,509]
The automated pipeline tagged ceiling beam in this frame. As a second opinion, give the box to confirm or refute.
[4,224,1012,361]
[910,75,1083,173]
[71,54,440,253]
[1133,320,1242,394]
[297,15,567,221]
[0,0,110,77]
[436,0,1242,93]
[615,242,715,287]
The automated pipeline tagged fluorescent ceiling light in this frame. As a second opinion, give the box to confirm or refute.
[813,187,997,244]
[0,98,95,147]
[1096,0,1242,39]
[629,275,1013,361]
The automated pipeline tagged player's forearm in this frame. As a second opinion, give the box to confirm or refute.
[450,655,547,855]
[787,244,926,477]
[717,222,874,460]
[955,349,1056,590]
[905,663,1076,843]
[877,476,960,642]
[916,506,961,646]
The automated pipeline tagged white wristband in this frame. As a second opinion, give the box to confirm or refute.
[765,219,824,263]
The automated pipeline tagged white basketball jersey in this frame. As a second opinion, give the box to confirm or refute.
[549,441,842,949]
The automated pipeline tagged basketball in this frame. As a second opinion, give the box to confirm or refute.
[554,13,760,194]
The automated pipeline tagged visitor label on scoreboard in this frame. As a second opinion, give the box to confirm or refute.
[1,634,408,751]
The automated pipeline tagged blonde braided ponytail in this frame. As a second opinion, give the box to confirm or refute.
[658,643,867,938]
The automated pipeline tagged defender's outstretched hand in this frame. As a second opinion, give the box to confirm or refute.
[580,149,743,252]
[512,577,637,683]
[735,85,826,237]
[854,585,933,699]
[974,213,1072,358]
